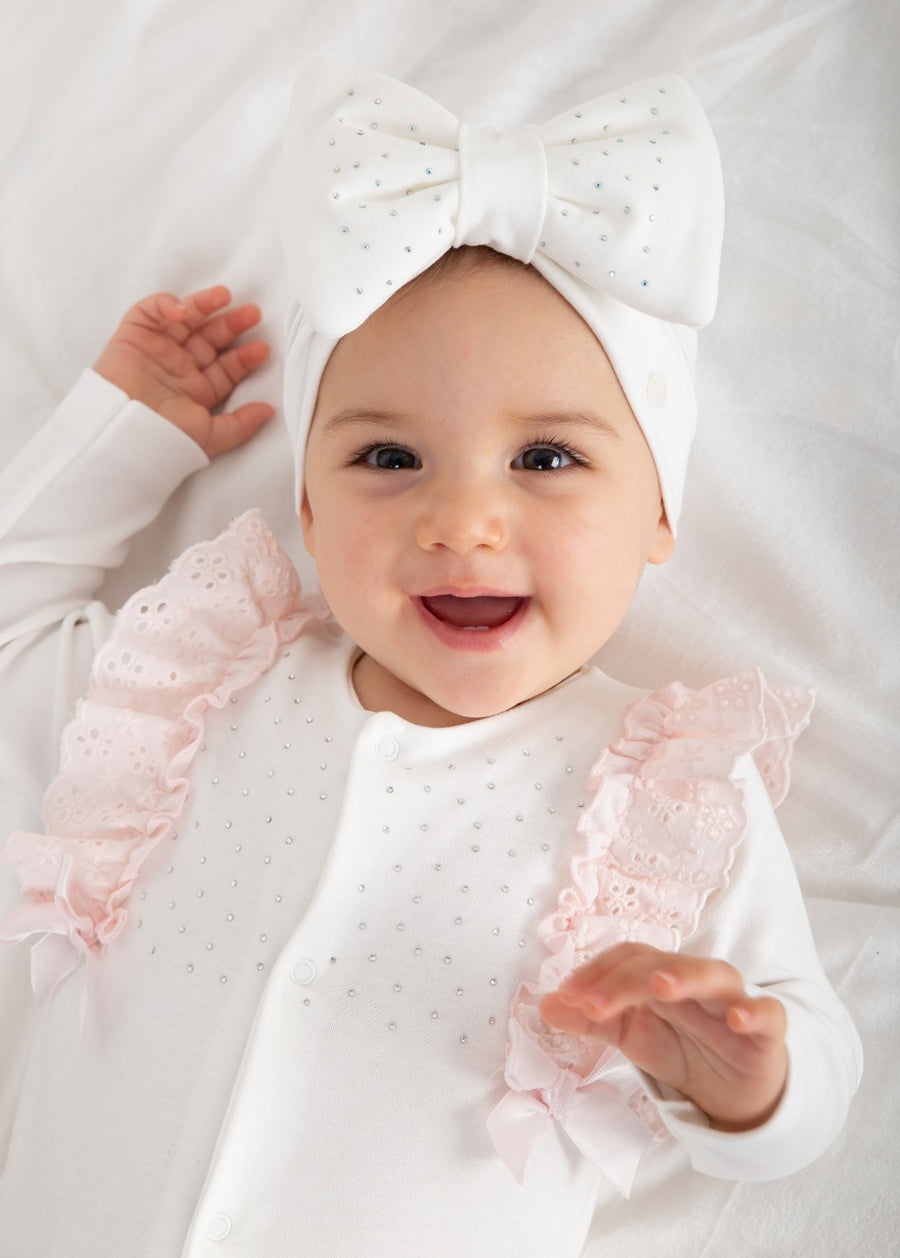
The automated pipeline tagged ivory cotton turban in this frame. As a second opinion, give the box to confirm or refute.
[280,58,724,531]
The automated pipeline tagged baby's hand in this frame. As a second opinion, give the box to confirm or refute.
[539,943,788,1131]
[94,286,275,458]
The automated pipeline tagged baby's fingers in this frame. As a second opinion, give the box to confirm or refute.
[171,284,233,329]
[202,338,272,408]
[204,402,276,459]
[154,293,192,322]
[645,956,747,1011]
[539,992,597,1037]
[183,303,265,368]
[131,287,234,340]
[724,993,787,1044]
[559,944,744,1020]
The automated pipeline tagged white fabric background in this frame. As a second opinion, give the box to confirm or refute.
[0,0,896,1253]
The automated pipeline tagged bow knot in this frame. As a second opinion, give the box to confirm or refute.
[486,1015,660,1195]
[281,58,722,338]
[456,123,547,260]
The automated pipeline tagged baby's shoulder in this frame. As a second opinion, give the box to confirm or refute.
[89,509,332,716]
[577,664,813,814]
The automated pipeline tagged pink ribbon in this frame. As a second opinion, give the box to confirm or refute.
[486,1020,655,1196]
[0,852,95,1029]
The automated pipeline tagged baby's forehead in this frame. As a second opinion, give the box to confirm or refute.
[324,260,613,372]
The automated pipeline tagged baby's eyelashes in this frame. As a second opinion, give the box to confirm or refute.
[351,442,422,470]
[512,442,589,472]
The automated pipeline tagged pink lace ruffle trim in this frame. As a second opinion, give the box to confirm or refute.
[0,510,328,1004]
[486,671,813,1194]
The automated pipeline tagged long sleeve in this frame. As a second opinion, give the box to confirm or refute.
[0,369,208,814]
[644,753,863,1180]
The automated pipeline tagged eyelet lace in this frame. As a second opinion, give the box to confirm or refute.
[0,511,328,999]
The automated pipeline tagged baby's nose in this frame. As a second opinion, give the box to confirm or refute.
[413,482,508,554]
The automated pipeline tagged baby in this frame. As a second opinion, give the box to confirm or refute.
[0,60,860,1257]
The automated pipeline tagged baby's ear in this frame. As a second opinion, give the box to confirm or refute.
[648,507,675,565]
[300,491,316,557]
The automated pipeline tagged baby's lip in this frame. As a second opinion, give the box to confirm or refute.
[419,593,526,631]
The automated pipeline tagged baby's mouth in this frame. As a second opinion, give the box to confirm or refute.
[420,594,525,631]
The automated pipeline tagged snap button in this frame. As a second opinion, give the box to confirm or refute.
[375,735,399,760]
[206,1214,232,1240]
[290,958,317,986]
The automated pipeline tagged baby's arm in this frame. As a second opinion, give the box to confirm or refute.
[0,286,273,813]
[542,754,862,1178]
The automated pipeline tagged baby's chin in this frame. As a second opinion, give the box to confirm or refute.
[352,650,583,728]
[397,674,580,728]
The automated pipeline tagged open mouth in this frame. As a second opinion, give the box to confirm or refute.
[420,594,525,631]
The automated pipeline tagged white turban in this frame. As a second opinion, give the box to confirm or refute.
[281,58,723,531]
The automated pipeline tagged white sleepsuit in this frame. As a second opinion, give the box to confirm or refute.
[0,373,862,1257]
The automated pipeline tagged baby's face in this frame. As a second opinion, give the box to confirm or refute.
[302,262,673,727]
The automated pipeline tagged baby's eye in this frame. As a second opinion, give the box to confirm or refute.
[512,444,582,472]
[357,444,421,470]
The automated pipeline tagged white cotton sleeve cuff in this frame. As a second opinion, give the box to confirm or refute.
[640,979,863,1182]
[0,369,209,644]
[0,369,209,543]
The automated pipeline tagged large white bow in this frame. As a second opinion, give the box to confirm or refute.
[281,58,723,338]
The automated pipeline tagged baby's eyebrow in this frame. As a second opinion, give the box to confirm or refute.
[320,408,411,433]
[513,409,623,440]
[319,406,623,440]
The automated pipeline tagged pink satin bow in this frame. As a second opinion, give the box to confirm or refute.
[0,854,96,1029]
[486,1017,657,1196]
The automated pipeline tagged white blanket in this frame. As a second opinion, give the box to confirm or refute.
[1,0,897,1253]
